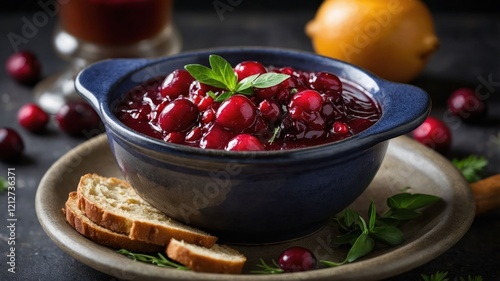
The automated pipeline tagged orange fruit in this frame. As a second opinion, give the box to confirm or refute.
[306,0,439,83]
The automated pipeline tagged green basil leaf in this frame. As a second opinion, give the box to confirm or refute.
[0,177,7,192]
[370,225,405,246]
[387,193,441,210]
[209,54,238,90]
[336,209,360,231]
[252,73,290,89]
[213,91,234,103]
[333,229,362,246]
[320,260,345,267]
[235,74,259,94]
[368,201,376,231]
[384,208,422,220]
[377,217,401,227]
[346,233,374,262]
[184,64,227,89]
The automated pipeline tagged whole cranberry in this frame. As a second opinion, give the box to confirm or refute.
[258,99,281,123]
[447,88,487,121]
[332,121,350,135]
[216,95,257,132]
[412,117,452,154]
[234,61,267,81]
[199,124,234,149]
[308,72,342,97]
[278,246,317,272]
[160,69,194,99]
[17,103,49,133]
[288,90,323,113]
[56,101,101,136]
[158,99,199,133]
[0,128,25,161]
[5,51,41,84]
[225,134,265,151]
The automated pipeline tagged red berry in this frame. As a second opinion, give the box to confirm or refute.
[225,134,265,151]
[164,132,185,144]
[185,127,203,143]
[160,69,194,99]
[56,101,101,136]
[158,99,199,133]
[278,246,317,272]
[308,72,342,96]
[288,90,323,113]
[412,117,452,154]
[332,121,350,135]
[199,124,234,149]
[5,51,41,84]
[447,88,487,121]
[216,95,257,132]
[0,128,25,161]
[234,61,267,81]
[258,99,281,123]
[17,103,49,133]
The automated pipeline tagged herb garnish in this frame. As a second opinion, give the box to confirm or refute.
[0,177,7,192]
[321,192,440,267]
[117,249,189,270]
[251,258,284,274]
[452,155,488,183]
[420,271,483,281]
[184,55,289,102]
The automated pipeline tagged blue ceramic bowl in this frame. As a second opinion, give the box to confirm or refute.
[75,47,430,243]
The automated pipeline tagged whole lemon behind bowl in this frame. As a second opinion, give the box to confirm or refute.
[306,0,439,83]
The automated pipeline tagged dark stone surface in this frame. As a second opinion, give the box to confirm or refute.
[1,8,499,281]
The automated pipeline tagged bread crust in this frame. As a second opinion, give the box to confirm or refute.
[65,192,164,253]
[166,239,246,274]
[76,174,217,248]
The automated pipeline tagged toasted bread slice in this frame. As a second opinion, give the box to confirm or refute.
[76,173,217,248]
[64,192,164,252]
[166,238,246,274]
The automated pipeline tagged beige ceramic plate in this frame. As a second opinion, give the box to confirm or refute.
[36,134,475,281]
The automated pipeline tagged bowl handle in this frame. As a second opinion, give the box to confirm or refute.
[360,80,431,143]
[75,58,153,112]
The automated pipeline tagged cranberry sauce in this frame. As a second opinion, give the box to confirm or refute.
[114,63,381,151]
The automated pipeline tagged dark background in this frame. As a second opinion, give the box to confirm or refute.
[0,0,499,13]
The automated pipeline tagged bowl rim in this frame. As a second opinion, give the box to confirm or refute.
[76,47,431,162]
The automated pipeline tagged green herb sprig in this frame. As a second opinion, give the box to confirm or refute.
[0,177,7,192]
[321,192,440,267]
[184,55,289,102]
[420,271,483,281]
[452,155,488,183]
[251,258,284,274]
[117,249,189,270]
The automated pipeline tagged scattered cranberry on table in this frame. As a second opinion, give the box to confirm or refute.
[17,103,49,133]
[278,246,317,272]
[0,128,25,161]
[411,116,452,154]
[115,60,381,151]
[447,87,487,121]
[56,101,101,136]
[5,50,42,85]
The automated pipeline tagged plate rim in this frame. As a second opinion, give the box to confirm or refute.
[35,134,475,281]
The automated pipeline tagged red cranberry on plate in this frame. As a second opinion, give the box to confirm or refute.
[5,51,42,85]
[56,101,101,136]
[278,246,317,272]
[447,88,487,121]
[0,128,25,161]
[411,116,452,154]
[17,103,49,133]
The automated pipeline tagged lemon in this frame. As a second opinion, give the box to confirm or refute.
[306,0,439,83]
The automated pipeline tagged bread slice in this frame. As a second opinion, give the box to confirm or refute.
[166,238,246,274]
[76,173,217,248]
[64,192,164,252]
